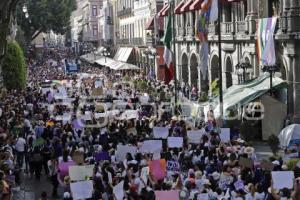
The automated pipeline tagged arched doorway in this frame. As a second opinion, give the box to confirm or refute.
[225,57,233,88]
[200,71,209,95]
[210,55,219,83]
[181,53,188,84]
[190,54,198,87]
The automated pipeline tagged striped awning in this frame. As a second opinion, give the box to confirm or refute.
[180,0,194,13]
[174,0,185,14]
[190,0,203,11]
[157,3,169,17]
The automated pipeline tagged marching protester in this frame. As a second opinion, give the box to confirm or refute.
[0,48,300,200]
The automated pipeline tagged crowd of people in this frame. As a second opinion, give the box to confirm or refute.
[0,49,300,200]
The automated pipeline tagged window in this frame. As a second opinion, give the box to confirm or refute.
[93,25,98,36]
[92,5,97,16]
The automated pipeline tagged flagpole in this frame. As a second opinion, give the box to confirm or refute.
[217,0,224,125]
[170,0,178,114]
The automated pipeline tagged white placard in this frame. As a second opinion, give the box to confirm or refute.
[197,193,209,200]
[95,80,103,88]
[271,171,294,190]
[220,128,230,142]
[167,137,183,148]
[41,88,51,94]
[94,112,108,119]
[58,86,67,97]
[187,130,205,144]
[120,110,138,120]
[140,167,149,184]
[116,145,137,162]
[70,180,93,200]
[113,181,124,200]
[153,127,169,139]
[139,140,162,154]
[69,165,94,181]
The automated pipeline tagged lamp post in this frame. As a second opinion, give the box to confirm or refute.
[143,48,151,75]
[100,47,110,63]
[235,58,253,83]
[262,64,280,96]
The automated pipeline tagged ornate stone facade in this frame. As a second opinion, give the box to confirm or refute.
[173,0,300,123]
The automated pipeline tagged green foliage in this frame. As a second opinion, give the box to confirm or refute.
[17,0,77,42]
[2,42,27,90]
[267,134,280,155]
[199,92,208,102]
[136,80,148,92]
[211,79,219,97]
[123,75,130,82]
[286,158,300,170]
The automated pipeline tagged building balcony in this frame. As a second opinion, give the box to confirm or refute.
[236,21,248,34]
[117,38,130,45]
[146,36,163,46]
[131,37,145,46]
[117,8,132,17]
[221,22,235,34]
[176,27,185,39]
[186,26,194,37]
[208,24,218,35]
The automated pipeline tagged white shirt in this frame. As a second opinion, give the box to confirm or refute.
[15,137,26,152]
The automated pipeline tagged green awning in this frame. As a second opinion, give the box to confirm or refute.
[212,74,286,117]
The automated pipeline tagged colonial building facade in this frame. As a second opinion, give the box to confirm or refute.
[161,0,300,123]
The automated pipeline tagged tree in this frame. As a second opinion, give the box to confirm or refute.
[2,42,27,90]
[17,0,76,42]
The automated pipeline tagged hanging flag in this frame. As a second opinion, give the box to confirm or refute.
[257,17,277,66]
[199,42,209,80]
[262,17,277,66]
[163,12,174,83]
[209,0,218,22]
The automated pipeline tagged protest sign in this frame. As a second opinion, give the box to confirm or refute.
[239,157,253,169]
[95,80,103,88]
[69,165,94,181]
[197,193,209,200]
[149,159,166,181]
[166,161,180,172]
[95,151,110,162]
[139,140,162,154]
[113,181,124,200]
[153,127,169,139]
[120,110,138,120]
[116,145,137,162]
[272,171,294,190]
[140,167,149,184]
[167,137,183,148]
[70,180,93,200]
[234,180,245,191]
[220,128,231,142]
[187,130,204,144]
[58,161,76,178]
[72,151,84,164]
[155,190,179,200]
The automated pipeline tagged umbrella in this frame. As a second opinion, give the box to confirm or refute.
[278,124,300,148]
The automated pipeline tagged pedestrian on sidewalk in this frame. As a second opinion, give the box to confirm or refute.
[47,155,59,198]
[14,134,26,169]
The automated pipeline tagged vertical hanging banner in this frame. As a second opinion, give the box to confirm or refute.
[257,17,277,66]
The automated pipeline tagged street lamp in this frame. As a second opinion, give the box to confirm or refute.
[235,58,253,83]
[22,4,28,13]
[100,47,110,63]
[262,64,280,96]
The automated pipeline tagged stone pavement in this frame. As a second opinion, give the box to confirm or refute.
[12,171,63,200]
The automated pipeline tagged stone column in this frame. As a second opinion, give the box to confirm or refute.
[247,0,258,34]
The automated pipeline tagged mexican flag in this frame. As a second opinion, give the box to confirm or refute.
[163,13,174,84]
